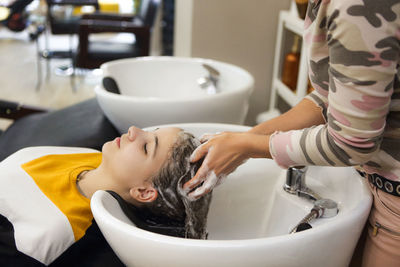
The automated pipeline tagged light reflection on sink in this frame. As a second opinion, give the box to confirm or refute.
[91,123,372,267]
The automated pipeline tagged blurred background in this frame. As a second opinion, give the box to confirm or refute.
[0,0,292,130]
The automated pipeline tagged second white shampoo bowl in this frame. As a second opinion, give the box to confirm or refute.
[95,57,254,133]
[91,123,372,267]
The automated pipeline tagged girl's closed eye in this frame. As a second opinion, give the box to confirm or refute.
[143,143,148,154]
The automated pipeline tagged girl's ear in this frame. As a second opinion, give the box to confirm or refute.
[129,186,158,203]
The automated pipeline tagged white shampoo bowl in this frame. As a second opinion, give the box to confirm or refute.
[91,123,372,267]
[95,57,254,133]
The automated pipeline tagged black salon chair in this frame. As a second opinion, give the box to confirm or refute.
[37,0,100,87]
[74,0,160,70]
[46,0,99,36]
[44,0,99,53]
[0,99,119,161]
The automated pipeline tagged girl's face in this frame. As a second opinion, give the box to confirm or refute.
[102,126,182,189]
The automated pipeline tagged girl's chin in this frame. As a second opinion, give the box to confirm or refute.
[101,141,112,152]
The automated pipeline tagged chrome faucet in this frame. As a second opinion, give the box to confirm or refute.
[284,167,339,234]
[197,64,220,94]
[284,166,322,201]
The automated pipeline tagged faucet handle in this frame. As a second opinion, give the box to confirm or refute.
[284,166,323,202]
[202,64,220,80]
[202,64,220,86]
[284,166,307,193]
[291,166,308,172]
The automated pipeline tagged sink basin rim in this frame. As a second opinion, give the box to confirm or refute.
[98,56,254,102]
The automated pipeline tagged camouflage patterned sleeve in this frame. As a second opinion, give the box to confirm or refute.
[270,0,400,181]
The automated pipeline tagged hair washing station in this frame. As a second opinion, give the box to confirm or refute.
[91,123,372,267]
[95,56,254,133]
[0,55,370,266]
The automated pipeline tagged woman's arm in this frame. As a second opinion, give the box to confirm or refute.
[270,1,398,169]
[249,98,325,135]
[183,97,325,198]
[185,0,399,198]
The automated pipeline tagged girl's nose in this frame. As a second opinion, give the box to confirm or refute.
[127,126,144,141]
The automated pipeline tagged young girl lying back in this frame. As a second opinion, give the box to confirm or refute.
[0,126,212,266]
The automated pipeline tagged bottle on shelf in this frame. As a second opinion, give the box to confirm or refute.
[295,0,308,20]
[281,34,301,92]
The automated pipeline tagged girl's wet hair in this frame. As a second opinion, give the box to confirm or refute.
[111,130,212,239]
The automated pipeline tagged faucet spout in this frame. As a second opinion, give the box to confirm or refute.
[198,64,220,94]
[284,167,321,201]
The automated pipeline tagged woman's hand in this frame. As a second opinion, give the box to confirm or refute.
[183,131,270,200]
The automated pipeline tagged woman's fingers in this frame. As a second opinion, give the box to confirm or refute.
[183,161,209,191]
[199,132,223,143]
[188,171,225,200]
[184,140,214,192]
[184,131,255,200]
[189,142,209,163]
[199,133,216,143]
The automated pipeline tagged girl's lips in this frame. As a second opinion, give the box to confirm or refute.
[116,137,121,148]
